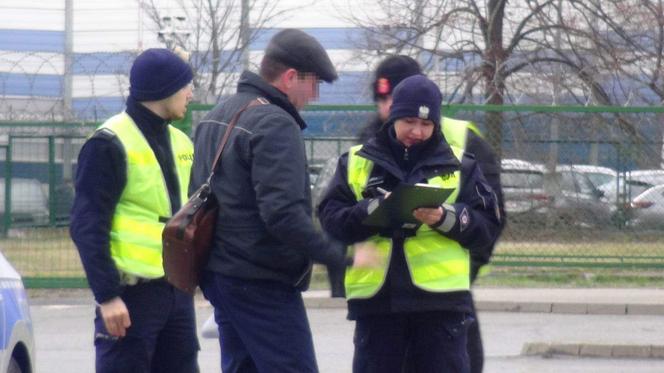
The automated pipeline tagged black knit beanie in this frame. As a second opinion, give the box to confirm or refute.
[387,74,442,128]
[129,48,193,102]
[372,55,422,101]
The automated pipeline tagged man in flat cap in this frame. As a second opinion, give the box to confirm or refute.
[190,28,367,372]
[71,48,198,372]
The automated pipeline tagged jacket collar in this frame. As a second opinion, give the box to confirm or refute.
[125,95,169,137]
[359,128,460,180]
[236,71,307,129]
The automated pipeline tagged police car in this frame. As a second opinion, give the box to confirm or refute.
[0,252,34,373]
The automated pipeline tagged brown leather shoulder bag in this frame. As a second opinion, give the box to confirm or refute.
[162,97,268,294]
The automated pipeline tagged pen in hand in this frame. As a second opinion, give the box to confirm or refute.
[376,187,391,198]
[367,187,391,214]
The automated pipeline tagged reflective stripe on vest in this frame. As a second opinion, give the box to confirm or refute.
[99,112,193,278]
[344,145,470,299]
[441,116,481,161]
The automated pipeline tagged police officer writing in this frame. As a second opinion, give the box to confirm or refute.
[70,49,199,373]
[318,75,502,373]
[190,29,368,373]
[360,55,505,373]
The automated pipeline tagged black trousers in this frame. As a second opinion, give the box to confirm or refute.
[200,272,319,373]
[353,311,472,373]
[94,280,199,373]
[467,295,484,373]
[327,263,346,298]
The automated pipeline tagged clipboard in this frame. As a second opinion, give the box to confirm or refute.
[362,183,454,228]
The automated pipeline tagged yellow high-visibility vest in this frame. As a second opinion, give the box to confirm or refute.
[97,112,193,278]
[344,144,470,299]
[441,116,493,277]
[441,116,481,161]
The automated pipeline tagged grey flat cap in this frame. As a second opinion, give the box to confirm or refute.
[265,29,338,83]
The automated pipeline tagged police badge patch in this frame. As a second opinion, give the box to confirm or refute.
[459,207,470,232]
[418,105,430,119]
[377,78,390,95]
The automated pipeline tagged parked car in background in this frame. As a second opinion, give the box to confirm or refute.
[623,184,664,229]
[553,165,612,226]
[0,179,49,227]
[587,169,664,227]
[557,164,616,189]
[310,156,339,212]
[0,252,34,373]
[598,169,664,205]
[52,182,74,226]
[501,160,612,228]
[501,159,551,227]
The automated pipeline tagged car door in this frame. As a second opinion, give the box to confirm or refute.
[573,171,610,224]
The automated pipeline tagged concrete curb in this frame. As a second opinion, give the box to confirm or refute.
[522,342,664,359]
[477,301,664,315]
[27,288,664,316]
[302,298,664,316]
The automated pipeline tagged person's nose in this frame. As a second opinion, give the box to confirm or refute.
[412,124,426,139]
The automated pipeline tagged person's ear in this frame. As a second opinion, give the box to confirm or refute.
[281,68,298,89]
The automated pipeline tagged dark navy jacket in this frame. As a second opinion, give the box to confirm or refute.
[70,97,181,304]
[190,71,345,290]
[357,113,505,280]
[318,124,501,319]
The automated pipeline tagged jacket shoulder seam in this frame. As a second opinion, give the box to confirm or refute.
[198,119,253,135]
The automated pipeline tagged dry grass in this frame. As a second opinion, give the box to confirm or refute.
[2,227,664,283]
[0,227,83,277]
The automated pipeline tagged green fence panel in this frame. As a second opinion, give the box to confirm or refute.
[1,104,664,288]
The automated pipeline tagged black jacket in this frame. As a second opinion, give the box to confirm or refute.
[70,97,182,304]
[190,71,345,290]
[357,114,383,145]
[318,124,501,318]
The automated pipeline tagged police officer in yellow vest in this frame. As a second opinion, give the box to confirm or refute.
[71,48,199,373]
[319,75,501,373]
[357,55,505,373]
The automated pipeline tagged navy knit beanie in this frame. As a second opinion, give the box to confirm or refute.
[129,48,193,102]
[387,74,442,128]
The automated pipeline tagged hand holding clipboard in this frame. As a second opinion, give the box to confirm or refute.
[362,183,453,228]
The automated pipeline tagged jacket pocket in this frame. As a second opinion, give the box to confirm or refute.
[441,312,474,340]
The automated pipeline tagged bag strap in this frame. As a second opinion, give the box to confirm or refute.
[206,97,269,183]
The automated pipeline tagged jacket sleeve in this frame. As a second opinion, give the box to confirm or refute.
[429,155,502,264]
[466,132,505,231]
[250,112,345,267]
[69,135,126,304]
[464,133,505,274]
[317,154,382,245]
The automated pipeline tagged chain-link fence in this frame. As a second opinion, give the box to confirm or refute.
[0,129,90,287]
[2,104,664,287]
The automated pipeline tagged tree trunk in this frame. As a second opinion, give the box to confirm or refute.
[483,0,507,159]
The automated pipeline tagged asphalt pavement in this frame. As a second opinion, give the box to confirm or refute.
[30,287,664,372]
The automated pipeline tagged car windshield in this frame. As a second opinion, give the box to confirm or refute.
[627,181,652,198]
[558,172,577,192]
[633,174,664,186]
[502,171,544,189]
[601,179,652,201]
[586,173,614,188]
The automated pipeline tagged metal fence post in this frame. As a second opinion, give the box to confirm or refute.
[48,136,56,226]
[0,144,8,237]
[3,138,11,235]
